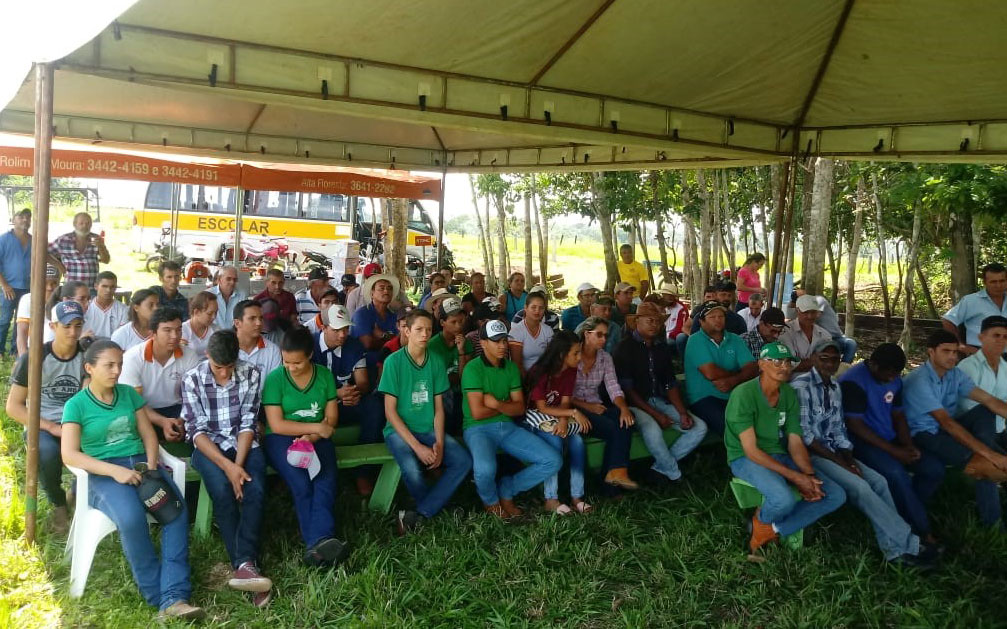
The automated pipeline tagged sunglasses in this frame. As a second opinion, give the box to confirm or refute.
[763,358,795,367]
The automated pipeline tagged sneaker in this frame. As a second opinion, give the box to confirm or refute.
[889,552,937,572]
[396,510,421,536]
[251,589,273,608]
[157,601,205,620]
[228,562,272,593]
[748,508,779,554]
[305,537,350,568]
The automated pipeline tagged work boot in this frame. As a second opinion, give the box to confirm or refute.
[964,454,1007,482]
[749,508,779,554]
[499,499,523,518]
[604,468,640,491]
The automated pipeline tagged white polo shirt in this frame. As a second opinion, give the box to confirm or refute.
[119,339,202,410]
[84,298,129,338]
[181,320,219,358]
[16,292,53,346]
[239,336,282,392]
[957,350,1007,431]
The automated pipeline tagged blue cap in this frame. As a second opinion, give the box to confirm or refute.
[52,301,84,324]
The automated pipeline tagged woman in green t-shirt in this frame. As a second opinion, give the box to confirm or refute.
[261,327,348,567]
[61,340,202,621]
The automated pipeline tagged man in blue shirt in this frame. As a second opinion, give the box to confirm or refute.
[0,209,32,356]
[793,340,933,567]
[942,262,1007,355]
[684,301,758,435]
[840,343,945,544]
[313,304,384,497]
[903,329,1007,528]
[561,283,598,331]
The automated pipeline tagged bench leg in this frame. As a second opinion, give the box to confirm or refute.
[194,480,213,540]
[368,461,401,515]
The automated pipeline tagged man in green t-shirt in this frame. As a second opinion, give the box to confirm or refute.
[426,296,473,434]
[378,309,472,534]
[725,342,846,556]
[461,320,562,519]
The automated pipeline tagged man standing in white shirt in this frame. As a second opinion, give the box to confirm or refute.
[957,316,1007,435]
[83,271,129,338]
[209,265,247,329]
[295,267,331,324]
[119,305,201,442]
[233,299,281,392]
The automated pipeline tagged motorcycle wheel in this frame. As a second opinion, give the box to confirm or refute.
[145,255,163,273]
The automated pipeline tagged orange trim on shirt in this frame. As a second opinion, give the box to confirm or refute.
[142,338,184,361]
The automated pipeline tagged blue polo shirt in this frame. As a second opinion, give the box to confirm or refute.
[312,332,367,387]
[902,361,976,436]
[683,328,754,404]
[943,289,1007,347]
[560,305,589,332]
[350,303,397,340]
[0,230,31,290]
[838,362,903,442]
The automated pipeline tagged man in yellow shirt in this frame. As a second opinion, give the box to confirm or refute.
[617,244,650,299]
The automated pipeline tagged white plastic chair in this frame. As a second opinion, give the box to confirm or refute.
[64,447,186,599]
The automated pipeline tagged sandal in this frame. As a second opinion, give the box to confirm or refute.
[572,500,593,514]
[546,502,573,516]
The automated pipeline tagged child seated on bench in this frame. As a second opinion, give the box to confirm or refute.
[378,309,472,535]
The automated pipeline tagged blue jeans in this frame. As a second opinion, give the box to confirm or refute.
[262,434,338,547]
[581,406,632,474]
[0,288,26,355]
[340,393,386,478]
[913,405,1004,527]
[835,335,858,363]
[851,436,944,537]
[190,446,267,568]
[531,427,585,500]
[463,421,562,505]
[631,397,708,481]
[689,396,729,436]
[729,453,846,537]
[26,429,66,507]
[88,454,192,611]
[812,456,919,560]
[384,430,472,517]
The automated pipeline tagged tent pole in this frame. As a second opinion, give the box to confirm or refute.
[25,62,55,545]
[232,187,244,267]
[436,160,447,270]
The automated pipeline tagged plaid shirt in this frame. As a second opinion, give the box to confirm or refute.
[791,367,851,452]
[574,349,623,404]
[181,360,261,452]
[48,232,100,285]
[741,328,769,358]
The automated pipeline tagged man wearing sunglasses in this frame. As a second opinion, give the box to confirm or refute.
[725,342,846,557]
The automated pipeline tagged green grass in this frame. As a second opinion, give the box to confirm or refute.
[4,346,1007,627]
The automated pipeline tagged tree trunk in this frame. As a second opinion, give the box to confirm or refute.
[592,173,621,292]
[892,241,904,313]
[803,158,834,295]
[388,198,408,296]
[915,261,939,319]
[531,180,547,285]
[684,218,702,304]
[949,209,977,302]
[972,213,983,280]
[495,192,509,282]
[655,220,673,287]
[697,170,713,286]
[845,178,866,337]
[636,219,656,289]
[469,176,496,291]
[523,193,533,283]
[721,170,738,275]
[899,202,924,350]
[871,170,892,337]
[800,158,816,281]
[763,165,775,291]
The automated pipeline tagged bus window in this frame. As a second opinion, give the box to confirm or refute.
[356,197,374,226]
[145,183,173,210]
[250,191,299,218]
[180,185,233,213]
[303,193,347,221]
[409,201,434,234]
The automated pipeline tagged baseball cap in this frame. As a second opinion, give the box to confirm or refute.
[812,338,842,354]
[340,273,357,287]
[796,294,822,312]
[473,303,497,320]
[362,262,382,279]
[479,319,509,341]
[325,304,352,330]
[430,287,451,299]
[14,208,30,218]
[576,282,598,296]
[698,300,727,319]
[286,440,321,479]
[441,296,463,317]
[52,301,84,324]
[614,282,635,293]
[308,267,329,281]
[981,315,1007,332]
[760,342,796,361]
[528,284,548,296]
[594,295,615,307]
[396,305,415,321]
[760,307,786,327]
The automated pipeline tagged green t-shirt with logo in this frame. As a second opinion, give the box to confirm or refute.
[427,332,474,379]
[378,347,450,436]
[724,378,802,462]
[261,364,337,435]
[63,384,147,460]
[461,357,522,430]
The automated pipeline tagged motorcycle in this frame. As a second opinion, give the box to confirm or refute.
[302,249,332,273]
[145,223,188,272]
[217,234,300,272]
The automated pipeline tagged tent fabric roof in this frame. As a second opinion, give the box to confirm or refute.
[4,0,1007,172]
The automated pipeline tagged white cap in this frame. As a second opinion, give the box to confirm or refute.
[576,282,599,295]
[796,294,822,312]
[528,284,548,296]
[430,287,451,298]
[325,304,352,329]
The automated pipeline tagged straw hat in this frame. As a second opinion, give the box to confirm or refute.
[362,273,401,304]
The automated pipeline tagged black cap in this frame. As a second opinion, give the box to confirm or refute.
[308,267,329,281]
[981,315,1007,332]
[698,300,727,319]
[760,307,786,326]
[340,273,357,287]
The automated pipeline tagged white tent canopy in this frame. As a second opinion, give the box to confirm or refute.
[4,0,1007,172]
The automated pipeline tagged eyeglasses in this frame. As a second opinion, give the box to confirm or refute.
[764,358,794,368]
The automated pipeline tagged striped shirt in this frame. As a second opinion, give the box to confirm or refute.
[791,368,850,452]
[181,360,261,451]
[574,349,624,404]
